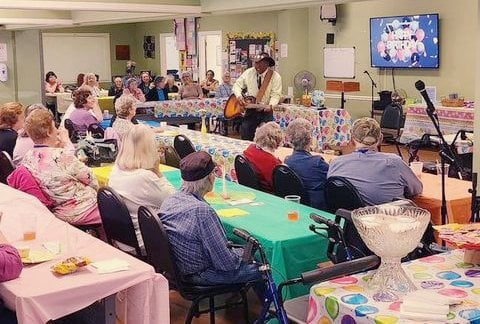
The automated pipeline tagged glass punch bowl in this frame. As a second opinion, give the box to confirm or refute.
[352,206,430,302]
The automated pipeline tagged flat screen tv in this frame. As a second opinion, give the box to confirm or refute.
[370,14,439,68]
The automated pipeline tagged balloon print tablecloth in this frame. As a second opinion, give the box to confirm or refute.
[318,109,352,149]
[138,99,351,150]
[308,250,480,323]
[154,127,251,181]
[399,105,475,147]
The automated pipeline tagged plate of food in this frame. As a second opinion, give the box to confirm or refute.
[52,256,92,275]
[21,249,56,264]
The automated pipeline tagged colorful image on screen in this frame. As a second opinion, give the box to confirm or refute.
[370,14,439,68]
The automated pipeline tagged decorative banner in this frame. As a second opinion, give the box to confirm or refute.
[185,17,197,56]
[143,36,155,59]
[174,18,186,51]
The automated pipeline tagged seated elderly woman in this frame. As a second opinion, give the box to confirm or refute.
[112,95,136,140]
[328,117,423,205]
[179,72,203,100]
[109,124,175,252]
[21,109,101,226]
[60,86,102,129]
[69,86,102,136]
[243,122,283,193]
[13,104,49,166]
[44,71,64,94]
[84,72,101,97]
[285,118,329,210]
[165,75,179,94]
[0,102,25,158]
[122,78,146,102]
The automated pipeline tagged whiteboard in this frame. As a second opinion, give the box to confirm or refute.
[42,33,111,84]
[323,47,355,78]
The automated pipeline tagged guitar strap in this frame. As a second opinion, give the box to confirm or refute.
[256,69,274,104]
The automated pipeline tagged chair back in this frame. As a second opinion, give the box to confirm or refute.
[97,187,142,256]
[0,151,14,185]
[88,123,105,139]
[326,209,373,264]
[164,146,181,168]
[325,176,366,214]
[380,104,402,131]
[234,155,260,190]
[173,135,195,159]
[63,118,79,143]
[138,206,182,289]
[272,165,310,205]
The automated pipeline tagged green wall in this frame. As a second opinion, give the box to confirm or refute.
[0,31,16,103]
[309,0,478,119]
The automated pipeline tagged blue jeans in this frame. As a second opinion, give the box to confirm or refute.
[187,262,265,299]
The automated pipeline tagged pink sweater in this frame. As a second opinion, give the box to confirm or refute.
[0,244,22,282]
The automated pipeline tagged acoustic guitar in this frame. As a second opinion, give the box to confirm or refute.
[223,94,284,119]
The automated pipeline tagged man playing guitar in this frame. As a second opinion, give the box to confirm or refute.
[232,52,282,140]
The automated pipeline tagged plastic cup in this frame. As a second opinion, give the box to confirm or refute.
[410,161,423,178]
[179,125,188,130]
[285,195,301,221]
[23,214,37,241]
[436,163,450,177]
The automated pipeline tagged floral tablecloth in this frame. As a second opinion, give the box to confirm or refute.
[137,99,351,150]
[154,127,251,181]
[399,105,475,150]
[308,249,480,324]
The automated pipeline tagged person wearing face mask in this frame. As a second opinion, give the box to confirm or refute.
[146,76,168,102]
[232,53,282,140]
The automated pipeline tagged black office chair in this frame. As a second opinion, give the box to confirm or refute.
[272,165,310,205]
[324,176,366,214]
[138,206,250,324]
[379,104,403,158]
[173,134,196,159]
[97,187,144,258]
[234,155,261,190]
[64,119,79,143]
[0,151,14,185]
[164,146,181,169]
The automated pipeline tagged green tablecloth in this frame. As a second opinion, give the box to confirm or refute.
[163,170,335,299]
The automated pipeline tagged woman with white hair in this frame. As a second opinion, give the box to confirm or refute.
[84,73,101,97]
[165,75,179,94]
[122,78,146,102]
[285,118,329,210]
[243,121,283,193]
[112,95,136,140]
[179,71,203,99]
[109,124,175,251]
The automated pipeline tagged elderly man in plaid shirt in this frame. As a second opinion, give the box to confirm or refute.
[160,151,263,288]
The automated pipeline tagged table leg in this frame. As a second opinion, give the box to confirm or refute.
[104,294,115,324]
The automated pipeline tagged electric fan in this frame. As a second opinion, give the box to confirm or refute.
[294,70,316,106]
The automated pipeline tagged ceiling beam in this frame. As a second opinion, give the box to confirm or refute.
[0,1,202,14]
[0,18,73,26]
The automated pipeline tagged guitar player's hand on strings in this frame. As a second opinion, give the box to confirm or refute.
[236,95,246,107]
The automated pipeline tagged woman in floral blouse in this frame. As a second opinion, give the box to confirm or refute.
[21,109,101,226]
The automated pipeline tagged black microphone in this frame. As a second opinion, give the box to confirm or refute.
[415,80,436,114]
[363,70,377,87]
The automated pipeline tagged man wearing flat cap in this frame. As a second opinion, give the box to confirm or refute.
[327,117,422,205]
[233,52,282,141]
[160,151,263,288]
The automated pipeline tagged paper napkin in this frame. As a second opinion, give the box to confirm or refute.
[217,208,249,218]
[91,258,130,274]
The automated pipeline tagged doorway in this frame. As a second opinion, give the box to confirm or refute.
[198,31,222,83]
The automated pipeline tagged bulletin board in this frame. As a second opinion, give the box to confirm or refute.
[323,47,355,79]
[226,32,276,79]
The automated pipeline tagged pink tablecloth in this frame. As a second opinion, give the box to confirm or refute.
[0,184,169,324]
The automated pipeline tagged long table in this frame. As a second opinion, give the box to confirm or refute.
[92,165,335,299]
[0,184,169,324]
[399,104,475,145]
[136,99,353,149]
[308,250,479,323]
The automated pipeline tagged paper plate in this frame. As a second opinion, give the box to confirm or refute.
[22,250,56,264]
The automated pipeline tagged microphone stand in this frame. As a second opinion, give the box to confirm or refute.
[424,105,464,227]
[364,71,377,118]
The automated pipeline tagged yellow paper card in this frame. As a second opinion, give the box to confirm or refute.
[217,208,249,218]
